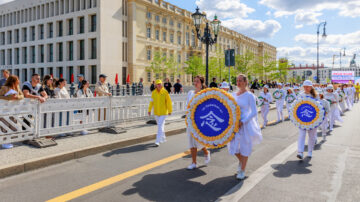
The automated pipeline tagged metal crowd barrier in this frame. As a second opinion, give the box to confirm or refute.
[0,94,187,145]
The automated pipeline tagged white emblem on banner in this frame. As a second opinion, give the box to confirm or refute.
[200,111,224,132]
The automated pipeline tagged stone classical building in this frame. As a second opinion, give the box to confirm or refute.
[0,0,277,85]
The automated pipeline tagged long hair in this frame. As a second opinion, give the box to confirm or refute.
[42,75,53,89]
[310,87,317,98]
[4,75,20,90]
[195,75,207,90]
[80,80,88,90]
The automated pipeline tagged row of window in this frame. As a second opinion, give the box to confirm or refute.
[0,14,96,45]
[146,11,182,29]
[146,71,191,84]
[0,0,97,28]
[146,28,197,47]
[0,38,97,65]
[146,49,191,63]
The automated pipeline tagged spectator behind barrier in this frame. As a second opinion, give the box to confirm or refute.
[76,80,93,98]
[0,69,10,87]
[42,75,55,98]
[54,78,70,99]
[95,74,111,97]
[22,74,48,103]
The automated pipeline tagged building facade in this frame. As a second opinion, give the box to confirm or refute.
[0,0,277,85]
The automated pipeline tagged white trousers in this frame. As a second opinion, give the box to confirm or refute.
[155,115,166,144]
[298,128,317,153]
[346,98,352,109]
[321,115,328,137]
[261,105,269,126]
[276,100,284,121]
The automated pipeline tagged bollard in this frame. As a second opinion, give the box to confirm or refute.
[126,83,130,95]
[70,83,75,97]
[116,83,120,96]
[122,85,125,96]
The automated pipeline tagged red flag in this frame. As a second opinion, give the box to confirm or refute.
[126,74,130,84]
[60,74,63,78]
[94,91,96,97]
[71,74,74,83]
[50,74,53,78]
[115,73,119,84]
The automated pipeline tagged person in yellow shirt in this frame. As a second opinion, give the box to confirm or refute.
[148,79,172,147]
[355,83,360,102]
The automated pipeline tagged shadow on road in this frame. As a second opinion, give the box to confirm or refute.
[122,168,239,202]
[102,143,155,157]
[271,159,312,178]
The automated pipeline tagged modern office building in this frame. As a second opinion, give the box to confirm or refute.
[0,0,277,85]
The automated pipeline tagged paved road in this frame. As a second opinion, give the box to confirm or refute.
[0,105,359,202]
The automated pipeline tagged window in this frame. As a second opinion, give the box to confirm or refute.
[162,17,167,24]
[79,40,85,60]
[178,23,181,29]
[7,31,12,44]
[90,14,96,32]
[147,12,151,19]
[155,15,160,22]
[58,43,63,61]
[90,38,96,59]
[39,45,44,63]
[22,47,27,64]
[15,29,19,43]
[68,41,73,61]
[15,48,19,64]
[163,32,166,42]
[147,72,151,82]
[68,19,73,35]
[48,23,53,38]
[191,31,195,47]
[147,49,151,60]
[186,32,189,46]
[0,32,4,45]
[177,35,181,45]
[31,26,35,41]
[79,16,85,33]
[58,21,63,37]
[170,33,174,43]
[39,25,44,40]
[170,19,174,26]
[48,44,53,62]
[178,54,181,63]
[155,30,159,40]
[31,46,35,63]
[91,65,97,84]
[146,27,151,38]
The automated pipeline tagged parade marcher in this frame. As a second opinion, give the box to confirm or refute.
[148,79,172,147]
[355,82,360,102]
[319,92,330,141]
[259,85,272,127]
[275,83,286,122]
[220,81,230,92]
[324,85,343,131]
[186,76,211,170]
[228,74,262,180]
[344,84,352,110]
[350,84,356,105]
[338,85,347,113]
[294,86,300,96]
[285,88,296,117]
[296,80,319,159]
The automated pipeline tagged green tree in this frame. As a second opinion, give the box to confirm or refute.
[184,55,205,79]
[146,51,167,80]
[269,58,290,82]
[235,51,255,76]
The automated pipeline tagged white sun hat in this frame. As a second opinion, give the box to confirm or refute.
[303,80,313,87]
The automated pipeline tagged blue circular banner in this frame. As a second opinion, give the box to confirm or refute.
[194,98,230,137]
[296,103,317,123]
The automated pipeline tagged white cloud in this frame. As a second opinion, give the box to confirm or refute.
[0,0,13,5]
[260,0,359,28]
[295,30,360,47]
[195,0,281,38]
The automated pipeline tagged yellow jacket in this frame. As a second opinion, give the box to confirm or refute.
[148,88,172,116]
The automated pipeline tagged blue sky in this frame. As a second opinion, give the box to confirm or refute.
[166,0,360,67]
[1,0,360,67]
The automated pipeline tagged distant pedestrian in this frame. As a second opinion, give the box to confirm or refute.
[0,69,10,87]
[148,79,172,147]
[209,77,218,88]
[137,78,144,95]
[164,78,172,93]
[77,74,84,89]
[150,81,155,92]
[259,85,272,127]
[173,79,183,94]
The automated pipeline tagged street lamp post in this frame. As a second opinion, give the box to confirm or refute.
[340,48,346,68]
[192,7,221,86]
[316,21,327,84]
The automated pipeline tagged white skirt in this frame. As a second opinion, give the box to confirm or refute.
[187,129,202,149]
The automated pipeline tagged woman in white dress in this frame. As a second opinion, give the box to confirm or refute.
[318,92,330,141]
[186,76,211,170]
[296,80,319,159]
[259,85,272,127]
[324,85,343,131]
[338,84,347,113]
[228,74,262,180]
[285,88,296,117]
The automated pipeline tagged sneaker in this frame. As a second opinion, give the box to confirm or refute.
[2,144,13,149]
[160,138,167,144]
[296,152,303,159]
[154,142,160,147]
[187,163,197,170]
[236,171,245,180]
[237,163,242,174]
[80,130,89,135]
[307,151,312,158]
[204,151,211,165]
[322,134,326,141]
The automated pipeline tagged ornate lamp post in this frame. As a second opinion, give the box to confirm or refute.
[316,21,327,83]
[340,48,346,68]
[192,7,221,86]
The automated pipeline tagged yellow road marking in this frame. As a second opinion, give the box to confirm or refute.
[47,151,191,202]
[47,115,289,202]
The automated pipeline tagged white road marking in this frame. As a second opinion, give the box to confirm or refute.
[218,142,298,202]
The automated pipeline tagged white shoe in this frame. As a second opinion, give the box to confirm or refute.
[160,138,167,143]
[187,163,197,170]
[297,152,303,159]
[154,142,160,147]
[237,163,242,174]
[322,135,326,141]
[80,130,89,135]
[204,151,211,165]
[236,171,245,180]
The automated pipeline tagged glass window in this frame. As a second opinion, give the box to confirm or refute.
[58,21,63,37]
[170,33,174,43]
[147,12,151,19]
[68,41,73,61]
[147,49,151,60]
[155,15,160,22]
[68,19,73,35]
[147,27,151,38]
[79,40,84,60]
[90,14,96,32]
[91,38,96,59]
[155,30,159,40]
[79,16,85,33]
[163,32,166,42]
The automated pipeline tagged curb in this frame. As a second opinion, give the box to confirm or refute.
[0,128,186,179]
